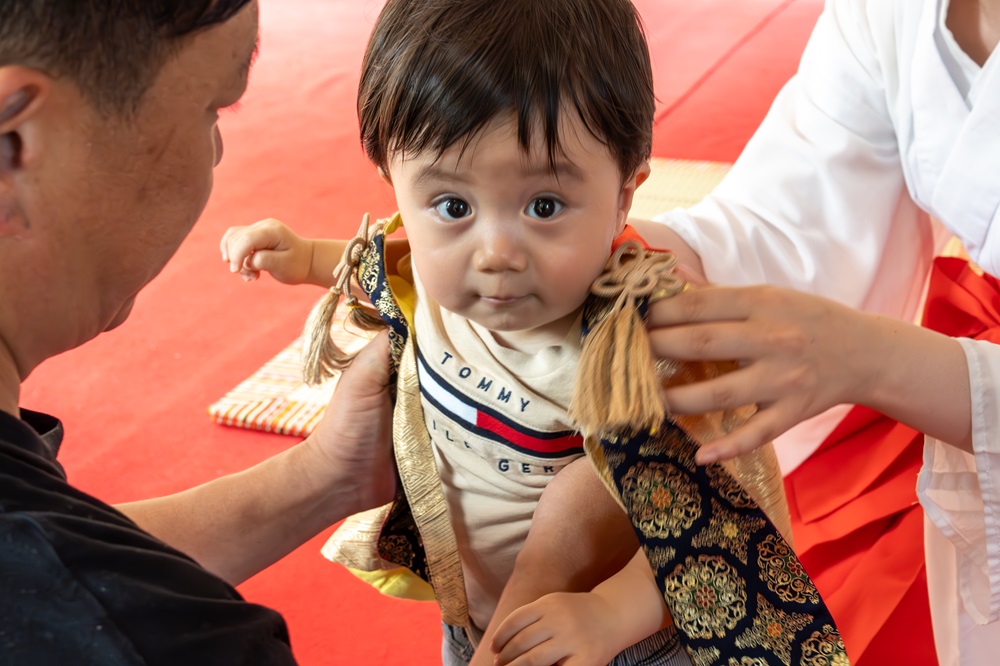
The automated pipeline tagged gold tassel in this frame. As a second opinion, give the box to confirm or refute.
[569,242,683,437]
[302,213,388,385]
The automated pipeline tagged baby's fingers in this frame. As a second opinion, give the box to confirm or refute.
[495,634,556,666]
[221,230,258,273]
[237,255,260,282]
[496,643,568,666]
[219,225,243,263]
[492,605,545,656]
[228,230,277,273]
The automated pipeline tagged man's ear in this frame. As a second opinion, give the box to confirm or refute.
[0,67,51,238]
[615,160,651,234]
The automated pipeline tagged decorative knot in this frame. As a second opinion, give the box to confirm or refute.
[590,241,683,310]
[332,213,382,306]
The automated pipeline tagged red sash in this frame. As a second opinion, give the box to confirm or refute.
[785,256,999,665]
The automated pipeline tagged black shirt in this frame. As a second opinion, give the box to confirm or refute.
[0,409,296,665]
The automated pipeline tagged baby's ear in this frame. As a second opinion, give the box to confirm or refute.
[615,160,651,231]
[632,161,651,189]
[377,166,392,186]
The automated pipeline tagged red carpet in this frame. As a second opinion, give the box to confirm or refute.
[20,1,823,663]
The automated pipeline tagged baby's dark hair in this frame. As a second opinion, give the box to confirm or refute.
[358,0,654,180]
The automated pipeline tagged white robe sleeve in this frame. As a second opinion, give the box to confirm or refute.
[654,0,935,320]
[919,337,1000,625]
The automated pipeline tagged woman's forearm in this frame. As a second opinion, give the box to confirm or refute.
[861,313,973,452]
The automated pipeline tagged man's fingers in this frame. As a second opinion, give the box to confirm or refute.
[336,332,390,397]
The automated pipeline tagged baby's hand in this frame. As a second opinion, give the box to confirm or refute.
[491,592,620,666]
[220,218,313,284]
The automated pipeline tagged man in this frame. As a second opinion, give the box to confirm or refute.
[0,2,395,662]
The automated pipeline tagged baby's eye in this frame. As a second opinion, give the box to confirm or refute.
[526,197,563,219]
[434,198,472,220]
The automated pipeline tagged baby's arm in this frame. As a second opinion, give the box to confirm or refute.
[469,458,653,665]
[220,218,346,287]
[491,550,670,666]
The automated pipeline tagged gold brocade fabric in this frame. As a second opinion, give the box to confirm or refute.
[324,216,849,664]
[392,338,469,626]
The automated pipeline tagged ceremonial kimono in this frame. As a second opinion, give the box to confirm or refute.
[324,215,847,665]
[654,0,1000,663]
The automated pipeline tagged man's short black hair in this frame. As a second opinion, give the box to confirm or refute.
[0,0,253,115]
[359,0,655,180]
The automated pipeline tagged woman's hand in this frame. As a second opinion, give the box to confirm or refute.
[648,285,888,464]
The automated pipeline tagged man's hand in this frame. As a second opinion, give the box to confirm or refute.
[117,332,397,584]
[306,331,397,518]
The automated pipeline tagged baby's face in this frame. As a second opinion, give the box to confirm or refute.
[387,112,645,350]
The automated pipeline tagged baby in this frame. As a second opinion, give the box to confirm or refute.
[223,0,846,664]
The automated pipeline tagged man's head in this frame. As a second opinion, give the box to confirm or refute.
[0,1,259,382]
[358,0,655,183]
[363,0,655,348]
[0,1,254,116]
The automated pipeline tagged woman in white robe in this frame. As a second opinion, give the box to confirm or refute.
[639,0,1000,664]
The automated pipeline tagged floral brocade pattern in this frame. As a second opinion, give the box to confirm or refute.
[691,500,766,565]
[729,658,771,666]
[706,462,758,509]
[758,535,820,605]
[376,534,416,570]
[734,596,814,663]
[592,421,849,664]
[622,462,701,539]
[644,545,679,570]
[801,626,851,666]
[665,555,747,639]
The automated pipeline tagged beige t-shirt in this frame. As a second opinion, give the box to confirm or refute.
[413,274,584,630]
